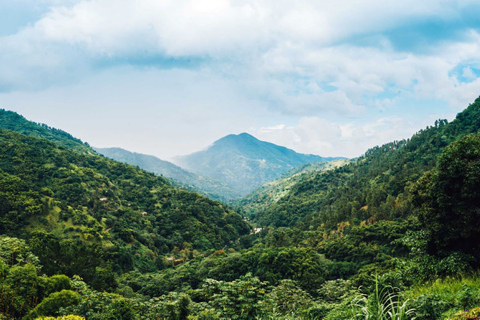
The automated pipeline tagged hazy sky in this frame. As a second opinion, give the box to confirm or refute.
[1,0,479,160]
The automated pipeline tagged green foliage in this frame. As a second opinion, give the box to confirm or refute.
[317,279,355,304]
[175,132,341,198]
[153,292,192,320]
[236,159,350,217]
[413,133,480,260]
[28,290,80,319]
[3,95,480,319]
[125,245,330,297]
[202,273,269,319]
[37,275,71,301]
[406,273,480,319]
[0,257,75,319]
[0,172,44,233]
[319,220,416,279]
[408,293,448,319]
[0,126,250,284]
[60,287,134,320]
[266,279,316,318]
[0,264,39,318]
[35,316,85,320]
[0,109,92,155]
[28,231,105,286]
[0,236,41,270]
[447,307,480,320]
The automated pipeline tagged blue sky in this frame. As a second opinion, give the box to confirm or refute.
[0,0,479,159]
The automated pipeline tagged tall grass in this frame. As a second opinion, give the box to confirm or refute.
[405,272,480,299]
[351,275,415,320]
[404,272,480,319]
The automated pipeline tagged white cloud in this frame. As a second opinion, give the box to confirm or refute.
[33,0,266,57]
[23,0,475,57]
[462,67,477,80]
[253,115,446,158]
[1,1,479,104]
[0,66,271,159]
[0,0,479,159]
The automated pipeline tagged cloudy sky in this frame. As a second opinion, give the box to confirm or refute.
[1,0,479,160]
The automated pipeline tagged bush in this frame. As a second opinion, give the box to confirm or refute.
[409,294,448,320]
[202,273,269,319]
[267,279,316,317]
[447,307,480,320]
[38,275,71,300]
[3,264,39,317]
[35,316,85,320]
[28,290,80,318]
[405,273,480,319]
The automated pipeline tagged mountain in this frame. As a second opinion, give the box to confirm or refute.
[94,147,237,200]
[0,110,251,284]
[173,132,345,198]
[236,158,351,217]
[256,97,480,229]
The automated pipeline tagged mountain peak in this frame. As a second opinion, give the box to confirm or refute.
[216,132,256,143]
[174,133,345,197]
[237,132,255,138]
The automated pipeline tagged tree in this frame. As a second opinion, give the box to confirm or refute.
[412,134,480,260]
[28,290,80,319]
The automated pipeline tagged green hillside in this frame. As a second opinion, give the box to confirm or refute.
[174,132,344,198]
[94,147,238,201]
[256,97,480,230]
[0,129,250,281]
[236,159,350,218]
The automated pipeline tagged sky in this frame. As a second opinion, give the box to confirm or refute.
[0,0,479,160]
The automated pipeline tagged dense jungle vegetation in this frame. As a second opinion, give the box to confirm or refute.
[2,97,480,319]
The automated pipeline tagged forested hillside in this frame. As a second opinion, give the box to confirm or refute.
[0,109,93,155]
[0,128,250,284]
[256,98,480,230]
[237,159,350,218]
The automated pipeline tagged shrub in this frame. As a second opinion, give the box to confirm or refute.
[28,290,80,318]
[267,279,316,317]
[38,275,71,300]
[447,307,480,320]
[35,316,85,320]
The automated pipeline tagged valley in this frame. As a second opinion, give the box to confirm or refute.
[1,97,480,319]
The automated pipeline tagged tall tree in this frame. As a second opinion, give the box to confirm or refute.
[412,134,480,260]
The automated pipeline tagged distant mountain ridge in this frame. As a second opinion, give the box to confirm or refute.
[94,147,238,200]
[173,132,345,197]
